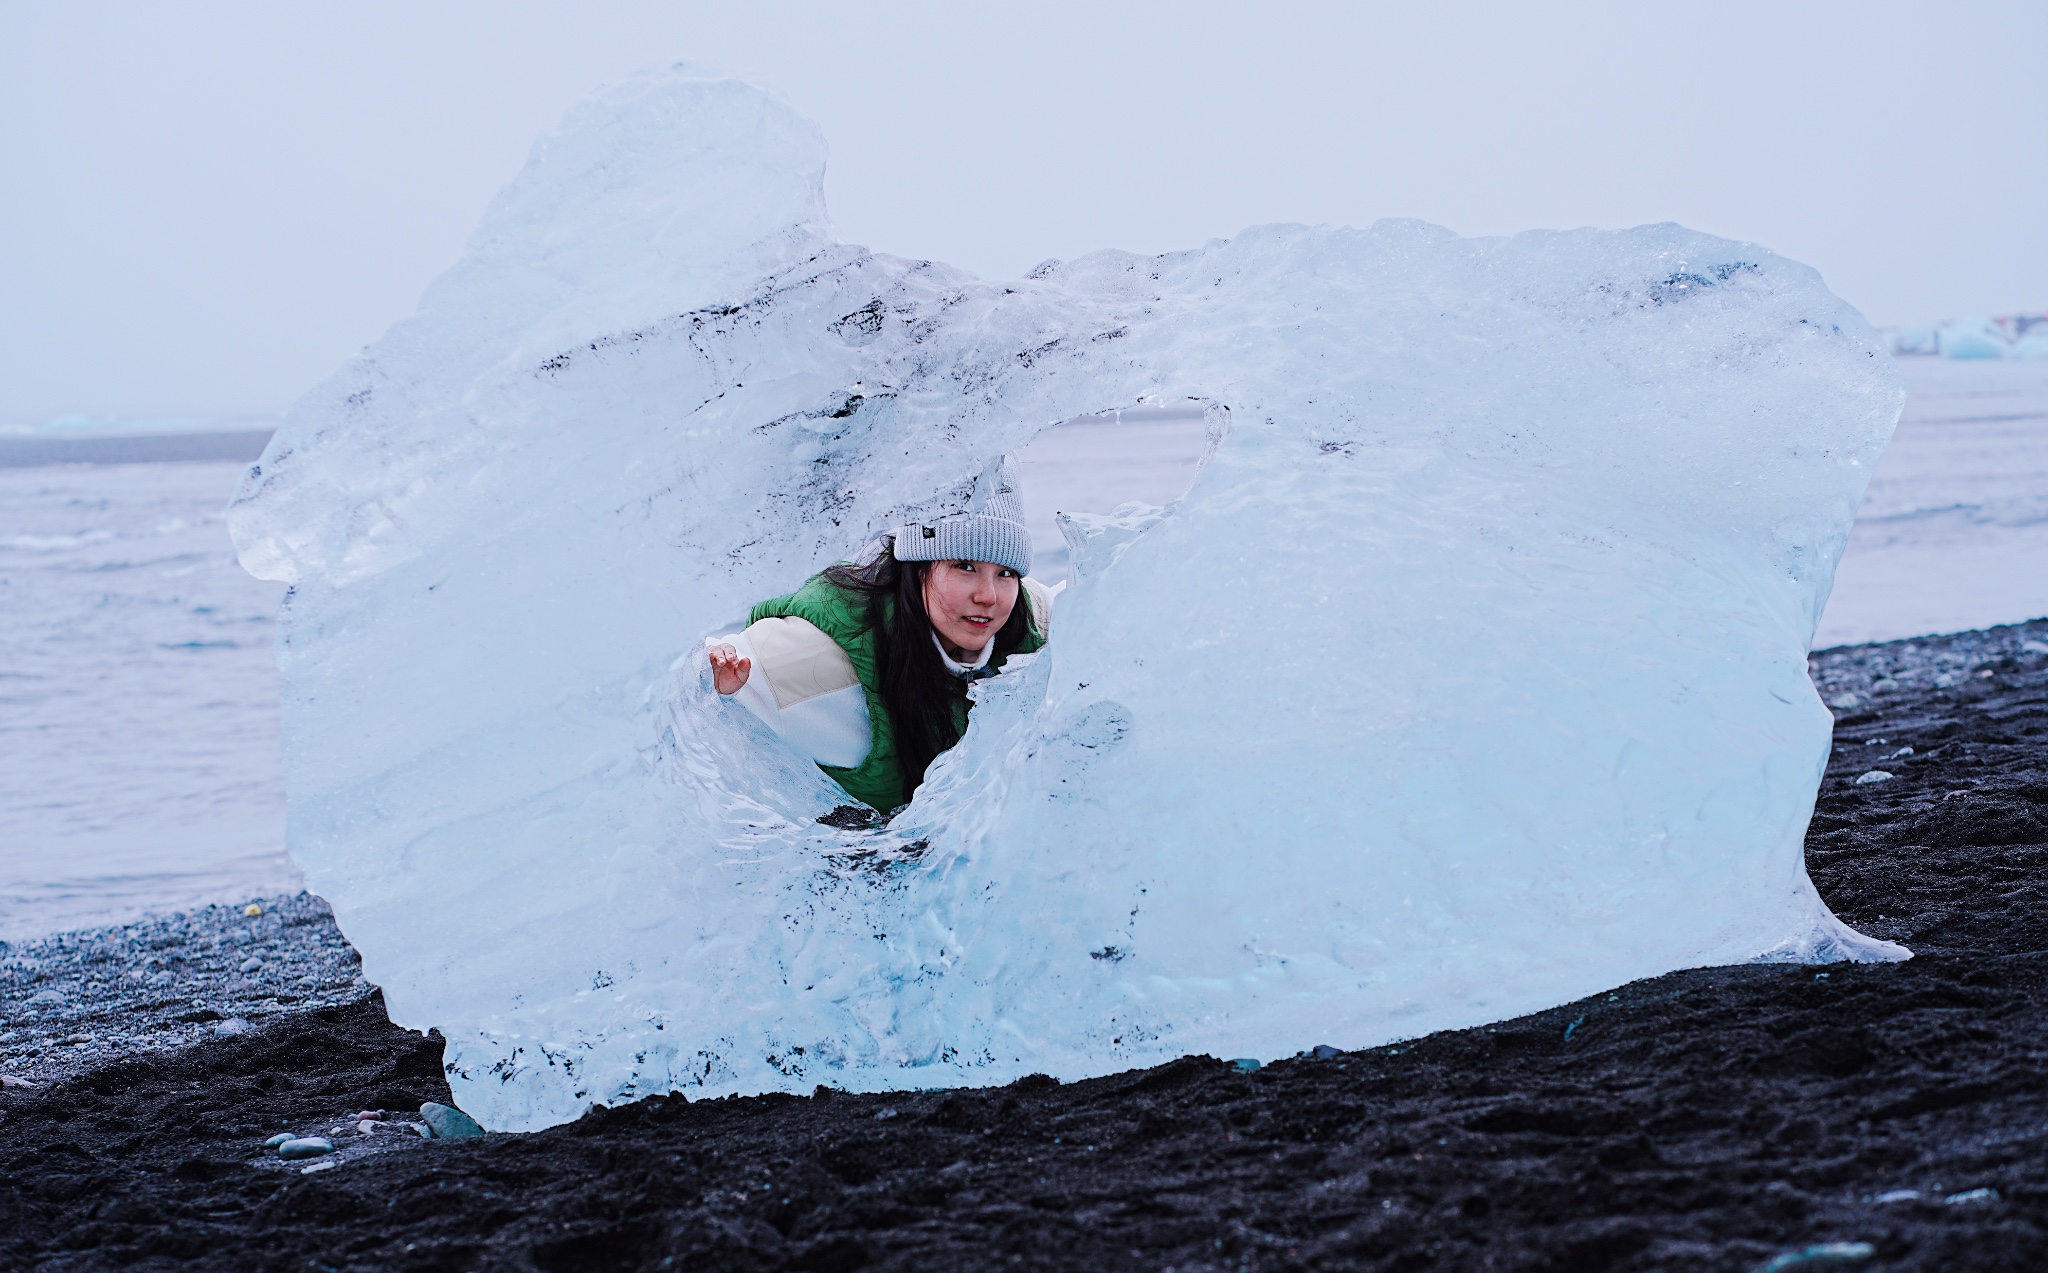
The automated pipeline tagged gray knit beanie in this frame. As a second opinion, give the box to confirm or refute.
[891,457,1032,575]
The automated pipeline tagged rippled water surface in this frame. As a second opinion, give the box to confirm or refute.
[0,460,292,940]
[1816,359,2048,647]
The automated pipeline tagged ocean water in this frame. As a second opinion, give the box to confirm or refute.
[0,459,292,941]
[1813,357,2048,648]
[1,360,2041,943]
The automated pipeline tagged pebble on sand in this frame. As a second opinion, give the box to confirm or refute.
[238,957,264,973]
[213,1018,251,1037]
[1855,770,1894,785]
[264,1133,293,1149]
[1230,1058,1262,1073]
[1754,1242,1875,1271]
[419,1101,486,1139]
[277,1137,335,1160]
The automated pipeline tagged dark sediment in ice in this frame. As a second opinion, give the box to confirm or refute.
[3,621,2044,1271]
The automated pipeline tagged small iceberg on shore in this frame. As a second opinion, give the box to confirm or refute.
[1937,316,2013,359]
[229,65,1907,1132]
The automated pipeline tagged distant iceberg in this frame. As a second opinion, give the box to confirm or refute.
[2009,324,2048,360]
[229,65,1907,1132]
[1889,325,1940,356]
[1938,316,2012,359]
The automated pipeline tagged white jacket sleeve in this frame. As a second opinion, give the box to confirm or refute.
[708,618,872,769]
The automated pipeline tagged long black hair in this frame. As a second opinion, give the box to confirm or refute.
[824,543,1034,805]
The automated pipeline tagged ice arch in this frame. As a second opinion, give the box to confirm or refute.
[229,65,1907,1132]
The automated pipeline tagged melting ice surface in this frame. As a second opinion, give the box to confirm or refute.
[228,66,1909,1132]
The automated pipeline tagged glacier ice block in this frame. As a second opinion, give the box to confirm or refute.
[230,64,1906,1131]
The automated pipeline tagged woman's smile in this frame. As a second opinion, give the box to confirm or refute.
[923,559,1019,659]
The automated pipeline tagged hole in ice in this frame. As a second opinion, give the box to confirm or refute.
[678,398,1224,838]
[1010,400,1217,587]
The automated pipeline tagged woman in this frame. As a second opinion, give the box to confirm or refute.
[708,460,1053,812]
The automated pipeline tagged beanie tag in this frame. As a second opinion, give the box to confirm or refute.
[921,525,937,538]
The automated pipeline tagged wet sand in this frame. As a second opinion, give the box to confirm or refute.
[3,620,2044,1271]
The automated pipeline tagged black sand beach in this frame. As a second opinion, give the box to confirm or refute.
[4,619,2045,1271]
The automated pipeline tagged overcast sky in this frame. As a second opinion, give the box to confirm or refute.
[2,0,2043,421]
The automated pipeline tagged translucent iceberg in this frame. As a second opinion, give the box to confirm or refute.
[1939,316,2010,359]
[1890,325,1939,356]
[229,65,1908,1132]
[2009,324,2048,360]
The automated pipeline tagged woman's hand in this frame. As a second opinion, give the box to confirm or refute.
[708,643,752,695]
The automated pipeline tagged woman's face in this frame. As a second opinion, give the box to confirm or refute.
[921,559,1020,657]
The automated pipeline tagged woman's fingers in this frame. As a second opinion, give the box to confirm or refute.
[708,644,751,695]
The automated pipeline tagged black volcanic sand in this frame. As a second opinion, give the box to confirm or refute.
[4,622,2046,1272]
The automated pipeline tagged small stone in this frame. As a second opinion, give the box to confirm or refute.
[419,1101,486,1139]
[213,1017,251,1037]
[1869,1188,1919,1204]
[277,1136,335,1160]
[1826,693,1859,709]
[1854,770,1894,785]
[1871,678,1899,692]
[1229,1057,1261,1073]
[1304,1044,1342,1060]
[872,1107,899,1121]
[28,989,64,1007]
[0,1074,40,1089]
[264,1133,294,1149]
[409,1122,432,1139]
[357,1120,378,1135]
[1945,1187,1999,1205]
[352,1109,390,1122]
[238,957,264,974]
[243,903,263,917]
[2021,640,2048,655]
[300,1160,337,1174]
[1755,1242,1874,1271]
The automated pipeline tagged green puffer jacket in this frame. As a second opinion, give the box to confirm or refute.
[749,571,1046,811]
